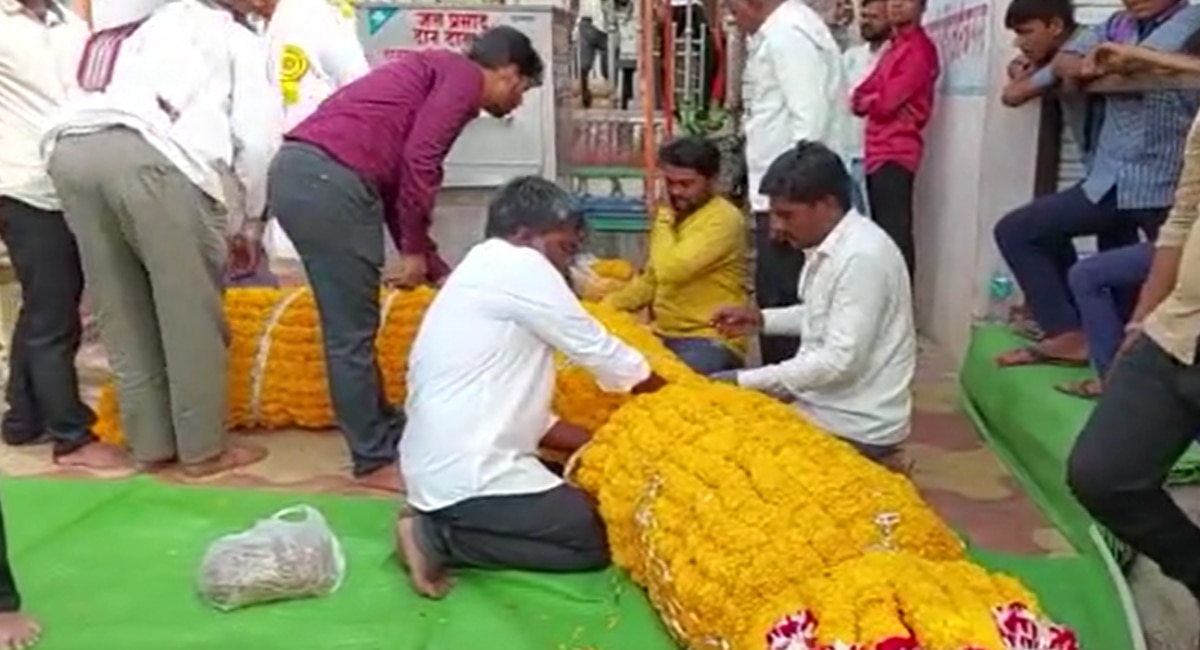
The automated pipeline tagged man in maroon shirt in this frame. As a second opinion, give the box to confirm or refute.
[265,26,544,492]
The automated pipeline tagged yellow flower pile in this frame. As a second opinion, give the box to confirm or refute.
[572,384,1080,650]
[93,287,690,443]
[92,286,1081,650]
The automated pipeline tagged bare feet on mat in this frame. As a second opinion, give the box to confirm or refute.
[356,464,403,493]
[180,442,267,478]
[395,516,450,599]
[54,442,131,473]
[0,612,41,649]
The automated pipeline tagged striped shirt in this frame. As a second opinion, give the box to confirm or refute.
[287,49,483,264]
[1062,4,1200,210]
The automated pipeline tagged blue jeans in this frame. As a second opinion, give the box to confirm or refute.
[1067,242,1152,377]
[993,186,1164,337]
[849,158,869,217]
[661,336,742,374]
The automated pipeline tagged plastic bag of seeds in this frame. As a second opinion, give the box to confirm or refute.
[198,505,345,611]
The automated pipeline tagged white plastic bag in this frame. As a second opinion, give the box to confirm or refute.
[198,505,346,611]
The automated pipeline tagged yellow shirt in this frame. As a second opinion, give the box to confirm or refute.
[604,196,749,355]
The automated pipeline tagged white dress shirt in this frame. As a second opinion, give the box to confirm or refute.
[261,0,368,257]
[401,238,652,512]
[42,0,280,220]
[743,0,852,212]
[0,0,88,211]
[737,211,915,446]
[841,42,881,163]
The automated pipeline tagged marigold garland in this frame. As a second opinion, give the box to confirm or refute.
[93,287,692,442]
[91,284,1080,650]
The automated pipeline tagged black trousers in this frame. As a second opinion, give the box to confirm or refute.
[413,484,610,573]
[1067,334,1200,602]
[753,212,804,364]
[866,162,916,278]
[0,197,95,455]
[0,491,19,613]
[269,143,402,477]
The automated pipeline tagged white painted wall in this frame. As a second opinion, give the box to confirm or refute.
[915,0,1042,360]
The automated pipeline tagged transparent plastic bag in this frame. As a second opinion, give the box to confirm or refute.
[197,505,346,611]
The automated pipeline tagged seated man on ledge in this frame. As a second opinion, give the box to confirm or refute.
[395,176,666,599]
[603,136,748,374]
[710,142,916,466]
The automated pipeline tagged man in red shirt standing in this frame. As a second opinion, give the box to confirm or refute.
[264,26,544,492]
[851,0,939,277]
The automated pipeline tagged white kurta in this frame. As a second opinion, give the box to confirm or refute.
[262,0,369,259]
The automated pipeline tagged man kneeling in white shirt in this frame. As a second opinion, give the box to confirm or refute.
[395,176,666,599]
[711,141,916,466]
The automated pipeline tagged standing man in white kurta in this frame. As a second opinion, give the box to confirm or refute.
[234,0,369,265]
[724,0,852,366]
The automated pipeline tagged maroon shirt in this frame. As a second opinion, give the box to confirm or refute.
[287,49,484,277]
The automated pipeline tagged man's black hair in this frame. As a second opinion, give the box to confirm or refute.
[758,141,851,210]
[485,176,582,238]
[1004,0,1077,31]
[861,0,885,7]
[658,136,722,179]
[468,26,545,86]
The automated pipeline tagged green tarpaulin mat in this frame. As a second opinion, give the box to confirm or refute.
[5,477,674,650]
[961,325,1200,552]
[0,475,1132,649]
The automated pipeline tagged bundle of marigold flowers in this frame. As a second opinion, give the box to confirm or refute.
[571,384,1080,650]
[93,286,692,443]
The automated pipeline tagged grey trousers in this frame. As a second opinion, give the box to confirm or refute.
[268,141,401,477]
[413,484,610,573]
[0,197,96,455]
[47,127,229,464]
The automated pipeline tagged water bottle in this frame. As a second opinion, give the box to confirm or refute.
[986,271,1015,323]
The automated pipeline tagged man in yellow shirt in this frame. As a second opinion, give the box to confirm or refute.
[604,137,748,373]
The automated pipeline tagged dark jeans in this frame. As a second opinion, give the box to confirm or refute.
[413,484,610,573]
[1066,242,1152,377]
[0,490,19,613]
[0,197,95,455]
[753,211,803,365]
[661,336,741,374]
[1068,334,1200,602]
[268,142,402,477]
[993,186,1164,338]
[866,162,916,278]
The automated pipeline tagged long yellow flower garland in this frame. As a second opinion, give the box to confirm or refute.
[91,286,1080,650]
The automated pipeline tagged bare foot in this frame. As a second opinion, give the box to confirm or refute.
[180,442,267,478]
[357,464,403,493]
[394,516,450,599]
[0,612,41,649]
[54,442,132,473]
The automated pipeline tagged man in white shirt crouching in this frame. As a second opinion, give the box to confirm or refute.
[711,141,916,466]
[396,176,666,599]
